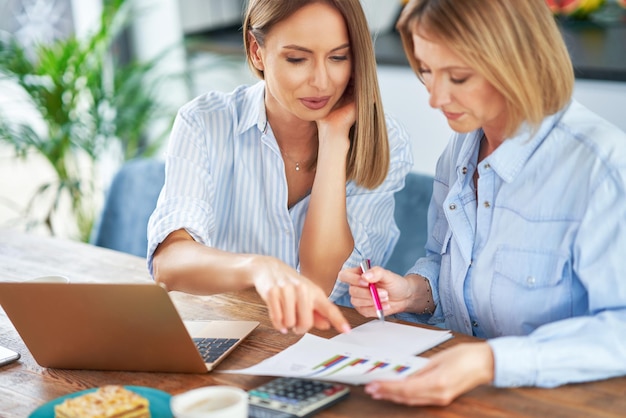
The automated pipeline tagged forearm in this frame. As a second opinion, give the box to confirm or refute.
[152,229,256,295]
[300,139,353,295]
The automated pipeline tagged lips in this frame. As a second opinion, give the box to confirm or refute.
[442,110,463,121]
[300,96,331,110]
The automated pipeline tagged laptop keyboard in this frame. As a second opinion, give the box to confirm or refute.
[193,337,239,363]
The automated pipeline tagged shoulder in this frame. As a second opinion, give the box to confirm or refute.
[558,100,626,146]
[176,82,264,128]
[383,113,408,142]
[540,101,626,195]
[556,100,626,170]
[383,113,413,164]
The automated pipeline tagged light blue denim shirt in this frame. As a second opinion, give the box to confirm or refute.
[147,81,413,302]
[409,100,626,388]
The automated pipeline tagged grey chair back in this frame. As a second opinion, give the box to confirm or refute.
[384,172,434,276]
[92,159,165,257]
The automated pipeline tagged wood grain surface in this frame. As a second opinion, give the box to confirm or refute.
[1,228,625,417]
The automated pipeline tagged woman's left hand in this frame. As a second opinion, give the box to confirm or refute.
[316,100,356,143]
[364,342,495,406]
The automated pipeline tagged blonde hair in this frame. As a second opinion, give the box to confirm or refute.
[397,0,574,137]
[243,0,389,188]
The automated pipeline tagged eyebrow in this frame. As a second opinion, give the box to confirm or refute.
[282,43,350,53]
[418,63,472,72]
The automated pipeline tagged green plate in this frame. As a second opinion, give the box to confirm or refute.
[29,385,172,418]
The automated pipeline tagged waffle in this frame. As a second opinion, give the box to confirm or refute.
[54,385,150,418]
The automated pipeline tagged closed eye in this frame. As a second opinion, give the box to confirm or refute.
[417,68,431,84]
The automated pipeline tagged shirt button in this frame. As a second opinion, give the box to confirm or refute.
[483,201,491,208]
[472,321,479,328]
[449,203,457,210]
[462,167,468,175]
[527,276,536,286]
[484,163,491,169]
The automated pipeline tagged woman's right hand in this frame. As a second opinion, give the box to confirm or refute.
[251,256,351,335]
[339,266,434,318]
[338,265,413,318]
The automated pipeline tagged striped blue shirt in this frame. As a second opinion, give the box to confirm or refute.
[147,81,413,301]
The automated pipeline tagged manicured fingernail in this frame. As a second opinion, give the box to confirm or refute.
[280,328,288,334]
[342,324,351,334]
[362,271,373,280]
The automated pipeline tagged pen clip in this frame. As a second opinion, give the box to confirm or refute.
[359,258,371,274]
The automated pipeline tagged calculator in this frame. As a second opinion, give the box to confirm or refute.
[248,377,350,418]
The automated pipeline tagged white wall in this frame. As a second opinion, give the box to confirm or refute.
[378,65,626,176]
[377,66,451,176]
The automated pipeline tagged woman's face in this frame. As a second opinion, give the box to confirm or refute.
[412,32,507,138]
[249,2,352,123]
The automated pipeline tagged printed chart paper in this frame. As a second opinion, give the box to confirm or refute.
[220,333,430,385]
[331,320,453,356]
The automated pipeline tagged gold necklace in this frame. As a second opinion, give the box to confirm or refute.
[278,145,315,172]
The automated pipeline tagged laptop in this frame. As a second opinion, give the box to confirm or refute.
[0,281,259,373]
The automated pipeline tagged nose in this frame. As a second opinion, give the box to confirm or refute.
[427,76,451,109]
[310,61,329,90]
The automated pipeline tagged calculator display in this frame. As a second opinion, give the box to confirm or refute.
[248,377,350,418]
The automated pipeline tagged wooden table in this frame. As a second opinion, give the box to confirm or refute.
[1,228,625,417]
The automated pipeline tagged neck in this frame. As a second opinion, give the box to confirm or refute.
[270,121,317,172]
[480,127,505,160]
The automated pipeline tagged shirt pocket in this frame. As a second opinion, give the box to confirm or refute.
[495,248,568,288]
[491,248,573,335]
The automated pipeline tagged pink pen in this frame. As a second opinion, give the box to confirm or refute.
[360,259,384,322]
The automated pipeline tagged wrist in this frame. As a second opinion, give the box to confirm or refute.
[240,253,266,288]
[473,342,495,385]
[403,274,434,314]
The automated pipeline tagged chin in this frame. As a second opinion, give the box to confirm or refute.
[298,107,331,121]
[447,120,479,134]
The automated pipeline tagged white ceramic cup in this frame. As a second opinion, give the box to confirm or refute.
[26,275,70,283]
[170,386,248,418]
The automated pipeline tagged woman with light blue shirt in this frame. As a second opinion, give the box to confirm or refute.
[147,0,412,335]
[340,0,626,406]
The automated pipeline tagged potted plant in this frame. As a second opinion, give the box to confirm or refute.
[0,0,175,241]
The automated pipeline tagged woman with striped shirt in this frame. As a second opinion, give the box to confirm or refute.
[147,0,412,335]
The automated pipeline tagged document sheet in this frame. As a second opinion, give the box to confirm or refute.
[221,320,452,385]
[331,320,452,356]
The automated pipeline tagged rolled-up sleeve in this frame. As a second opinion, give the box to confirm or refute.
[147,101,221,276]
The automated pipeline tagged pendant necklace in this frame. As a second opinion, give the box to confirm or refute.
[278,145,315,172]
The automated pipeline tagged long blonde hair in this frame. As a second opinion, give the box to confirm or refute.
[243,0,390,188]
[397,0,574,138]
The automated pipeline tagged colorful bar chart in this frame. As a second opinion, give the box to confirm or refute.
[223,333,430,385]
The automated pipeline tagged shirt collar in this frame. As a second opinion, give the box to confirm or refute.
[473,100,572,183]
[236,80,268,135]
